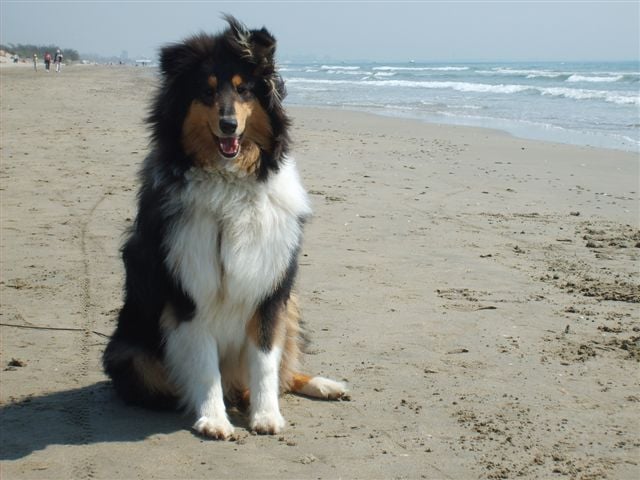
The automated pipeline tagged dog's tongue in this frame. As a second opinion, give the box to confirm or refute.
[219,137,240,157]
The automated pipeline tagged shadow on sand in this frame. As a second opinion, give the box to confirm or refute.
[0,381,197,460]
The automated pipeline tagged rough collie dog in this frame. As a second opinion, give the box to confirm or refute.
[103,16,346,439]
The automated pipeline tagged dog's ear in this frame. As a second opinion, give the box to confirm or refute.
[160,34,215,80]
[159,42,198,79]
[250,28,277,73]
[222,15,277,73]
[250,27,285,100]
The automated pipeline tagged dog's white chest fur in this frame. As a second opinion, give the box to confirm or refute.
[163,159,310,348]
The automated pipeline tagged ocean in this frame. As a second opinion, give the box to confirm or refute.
[280,61,640,152]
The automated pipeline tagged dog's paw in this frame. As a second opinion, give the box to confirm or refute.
[302,376,348,400]
[250,410,286,435]
[193,415,235,440]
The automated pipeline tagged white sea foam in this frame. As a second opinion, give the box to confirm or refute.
[286,77,640,106]
[287,77,533,94]
[476,69,566,79]
[590,70,640,76]
[526,73,568,79]
[414,81,531,94]
[373,71,397,77]
[540,87,639,105]
[566,74,624,83]
[488,68,560,76]
[325,69,372,75]
[373,66,469,71]
[478,68,639,82]
[320,65,360,70]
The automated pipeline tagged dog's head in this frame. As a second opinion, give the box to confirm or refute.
[150,15,290,180]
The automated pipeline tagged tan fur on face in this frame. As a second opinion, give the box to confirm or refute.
[181,96,273,175]
[182,101,220,168]
[242,100,273,153]
[234,142,261,175]
[231,75,243,88]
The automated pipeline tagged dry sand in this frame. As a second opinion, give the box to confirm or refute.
[1,65,638,480]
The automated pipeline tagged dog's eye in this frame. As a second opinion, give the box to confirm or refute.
[236,83,250,95]
[201,88,214,102]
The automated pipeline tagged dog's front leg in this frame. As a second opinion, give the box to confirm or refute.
[165,321,234,440]
[248,342,286,434]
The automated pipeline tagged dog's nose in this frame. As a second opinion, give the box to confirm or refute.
[219,117,238,135]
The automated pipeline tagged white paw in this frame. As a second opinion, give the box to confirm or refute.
[193,415,235,440]
[302,376,348,400]
[250,410,286,435]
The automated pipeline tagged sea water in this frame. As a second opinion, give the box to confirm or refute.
[280,61,640,152]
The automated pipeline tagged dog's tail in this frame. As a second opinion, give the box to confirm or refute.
[233,373,346,409]
[279,294,348,400]
[288,373,348,400]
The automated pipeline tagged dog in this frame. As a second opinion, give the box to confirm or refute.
[102,16,347,440]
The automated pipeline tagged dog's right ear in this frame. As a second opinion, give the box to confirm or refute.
[249,28,277,69]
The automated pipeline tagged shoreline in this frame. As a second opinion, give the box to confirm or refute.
[296,104,640,159]
[287,102,640,154]
[1,65,639,479]
[3,62,638,153]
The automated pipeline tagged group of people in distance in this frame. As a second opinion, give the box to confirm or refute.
[32,49,63,72]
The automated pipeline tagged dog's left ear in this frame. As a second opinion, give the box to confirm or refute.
[250,28,277,75]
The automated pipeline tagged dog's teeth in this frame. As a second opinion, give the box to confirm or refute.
[219,137,240,156]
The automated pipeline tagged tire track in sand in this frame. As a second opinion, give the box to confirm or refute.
[71,190,111,480]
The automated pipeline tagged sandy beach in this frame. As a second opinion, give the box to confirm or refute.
[1,65,638,479]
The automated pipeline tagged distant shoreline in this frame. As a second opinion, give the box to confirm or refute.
[2,62,637,153]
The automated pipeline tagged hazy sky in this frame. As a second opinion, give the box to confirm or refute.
[1,1,638,62]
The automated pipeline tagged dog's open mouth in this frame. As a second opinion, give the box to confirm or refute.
[218,136,241,159]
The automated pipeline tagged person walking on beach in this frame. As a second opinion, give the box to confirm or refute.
[44,52,51,72]
[54,49,63,73]
[32,53,38,71]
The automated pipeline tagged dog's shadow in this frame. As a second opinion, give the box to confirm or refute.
[0,381,249,460]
